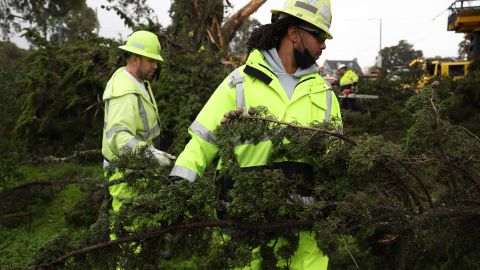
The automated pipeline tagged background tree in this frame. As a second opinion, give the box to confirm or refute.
[3,0,480,269]
[101,0,156,29]
[230,17,261,55]
[14,37,117,155]
[0,0,86,40]
[168,0,266,52]
[0,41,27,191]
[380,40,423,72]
[458,38,468,60]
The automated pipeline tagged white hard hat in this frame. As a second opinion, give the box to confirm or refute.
[337,63,347,70]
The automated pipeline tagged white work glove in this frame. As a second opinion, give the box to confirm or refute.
[287,194,316,206]
[147,146,176,166]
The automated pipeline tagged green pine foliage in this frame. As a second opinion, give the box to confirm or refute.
[154,49,229,154]
[15,37,119,156]
[20,84,479,269]
[1,1,479,269]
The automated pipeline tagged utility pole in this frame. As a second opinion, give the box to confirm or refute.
[369,18,382,52]
[370,18,383,67]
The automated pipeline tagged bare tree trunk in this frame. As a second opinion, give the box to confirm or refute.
[220,0,267,48]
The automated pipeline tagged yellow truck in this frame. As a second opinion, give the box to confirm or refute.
[407,58,470,90]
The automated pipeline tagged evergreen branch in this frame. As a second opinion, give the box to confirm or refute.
[453,124,480,143]
[29,219,313,269]
[380,161,425,213]
[342,205,480,235]
[0,211,32,221]
[34,149,101,163]
[377,205,480,232]
[382,155,434,209]
[8,178,106,192]
[240,115,357,145]
[341,234,360,269]
[428,96,480,195]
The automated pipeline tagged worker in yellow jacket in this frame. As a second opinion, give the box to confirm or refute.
[102,30,175,212]
[337,63,360,110]
[170,0,341,269]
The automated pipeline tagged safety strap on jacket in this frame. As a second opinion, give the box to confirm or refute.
[228,68,247,114]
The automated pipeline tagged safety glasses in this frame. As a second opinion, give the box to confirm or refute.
[297,25,327,43]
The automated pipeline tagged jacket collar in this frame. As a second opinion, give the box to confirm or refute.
[243,50,329,103]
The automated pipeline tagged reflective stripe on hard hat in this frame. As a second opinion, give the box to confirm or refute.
[295,1,318,14]
[130,42,145,49]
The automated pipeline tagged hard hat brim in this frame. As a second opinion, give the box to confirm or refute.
[119,45,164,61]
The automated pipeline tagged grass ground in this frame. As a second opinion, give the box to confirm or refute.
[0,162,103,269]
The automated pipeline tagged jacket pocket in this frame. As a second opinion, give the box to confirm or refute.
[309,91,328,122]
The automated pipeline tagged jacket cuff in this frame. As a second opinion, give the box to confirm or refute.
[169,165,198,182]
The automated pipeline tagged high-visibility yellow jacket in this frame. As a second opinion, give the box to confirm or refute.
[339,69,359,89]
[102,67,161,162]
[170,49,342,181]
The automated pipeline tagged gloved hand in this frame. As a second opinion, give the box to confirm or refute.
[147,146,176,166]
[220,108,244,125]
[343,89,351,96]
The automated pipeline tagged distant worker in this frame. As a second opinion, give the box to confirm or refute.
[337,63,359,110]
[102,30,176,213]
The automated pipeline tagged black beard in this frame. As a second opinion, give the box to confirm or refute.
[293,47,316,69]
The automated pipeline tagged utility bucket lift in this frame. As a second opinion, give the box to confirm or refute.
[448,0,480,59]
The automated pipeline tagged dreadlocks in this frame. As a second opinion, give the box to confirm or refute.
[246,15,305,53]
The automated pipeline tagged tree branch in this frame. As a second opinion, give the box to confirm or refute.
[240,115,357,145]
[34,149,101,163]
[29,219,313,269]
[221,0,267,46]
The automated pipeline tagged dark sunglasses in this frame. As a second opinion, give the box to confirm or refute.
[297,26,327,42]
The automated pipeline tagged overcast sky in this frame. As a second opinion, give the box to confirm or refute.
[16,0,465,70]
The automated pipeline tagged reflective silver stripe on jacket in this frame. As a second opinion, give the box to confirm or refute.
[324,89,332,123]
[170,165,198,182]
[229,68,247,113]
[145,122,161,139]
[126,137,140,150]
[106,127,135,138]
[190,120,216,144]
[137,94,150,140]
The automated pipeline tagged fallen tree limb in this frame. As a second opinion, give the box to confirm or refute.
[0,211,32,221]
[240,115,357,145]
[29,219,313,269]
[34,149,101,163]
